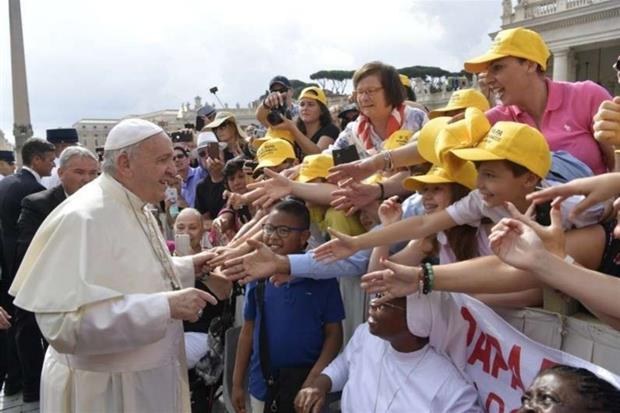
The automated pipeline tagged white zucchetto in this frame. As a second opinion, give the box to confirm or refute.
[104,119,164,150]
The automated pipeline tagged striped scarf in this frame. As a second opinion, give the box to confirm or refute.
[357,104,406,150]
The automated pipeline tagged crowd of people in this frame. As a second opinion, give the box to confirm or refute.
[0,26,620,412]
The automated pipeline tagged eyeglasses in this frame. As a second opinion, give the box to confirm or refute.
[262,223,305,238]
[355,87,383,97]
[173,154,187,161]
[369,293,406,311]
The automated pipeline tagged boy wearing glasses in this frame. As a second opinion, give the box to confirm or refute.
[232,199,344,413]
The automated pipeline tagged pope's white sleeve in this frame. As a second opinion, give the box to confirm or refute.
[36,293,171,355]
[171,255,195,288]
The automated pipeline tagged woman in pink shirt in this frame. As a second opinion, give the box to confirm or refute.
[467,27,614,175]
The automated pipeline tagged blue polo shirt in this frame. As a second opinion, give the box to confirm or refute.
[244,277,345,401]
[181,166,206,208]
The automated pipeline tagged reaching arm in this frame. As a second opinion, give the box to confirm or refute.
[313,210,457,262]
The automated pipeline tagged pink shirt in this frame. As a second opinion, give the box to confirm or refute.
[486,78,612,175]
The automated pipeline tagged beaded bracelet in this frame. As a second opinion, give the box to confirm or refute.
[422,262,434,295]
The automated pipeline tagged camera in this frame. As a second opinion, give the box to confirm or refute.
[266,104,292,125]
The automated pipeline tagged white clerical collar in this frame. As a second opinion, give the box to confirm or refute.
[22,166,42,183]
[387,342,430,362]
[100,172,148,209]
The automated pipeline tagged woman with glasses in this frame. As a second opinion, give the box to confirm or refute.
[330,61,427,158]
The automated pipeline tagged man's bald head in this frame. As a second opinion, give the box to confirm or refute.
[174,208,205,253]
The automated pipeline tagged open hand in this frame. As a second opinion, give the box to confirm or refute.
[312,228,360,262]
[378,196,402,225]
[221,239,279,284]
[360,258,420,301]
[294,386,326,413]
[246,168,293,209]
[330,179,380,216]
[327,156,381,183]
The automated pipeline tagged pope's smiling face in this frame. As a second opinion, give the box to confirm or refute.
[125,133,177,203]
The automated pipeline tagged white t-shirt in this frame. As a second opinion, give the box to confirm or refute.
[445,180,604,230]
[322,323,482,413]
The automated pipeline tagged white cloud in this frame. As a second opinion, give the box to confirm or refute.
[0,0,501,143]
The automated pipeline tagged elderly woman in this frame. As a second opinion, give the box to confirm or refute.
[270,86,340,155]
[331,61,427,157]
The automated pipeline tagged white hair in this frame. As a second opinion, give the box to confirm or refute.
[101,141,143,176]
[58,146,98,168]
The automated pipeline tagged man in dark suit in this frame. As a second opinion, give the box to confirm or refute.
[0,138,55,398]
[12,146,98,402]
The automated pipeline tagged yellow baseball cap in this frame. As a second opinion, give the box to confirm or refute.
[464,27,550,73]
[297,154,334,183]
[435,108,490,175]
[399,74,411,88]
[254,138,296,173]
[416,117,451,164]
[428,89,490,119]
[383,129,413,151]
[251,127,295,149]
[298,86,327,107]
[403,163,477,192]
[450,121,551,178]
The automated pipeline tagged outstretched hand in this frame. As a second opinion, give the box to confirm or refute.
[327,156,380,184]
[489,201,564,271]
[246,168,293,209]
[311,228,359,262]
[330,179,380,216]
[360,258,420,302]
[221,239,279,284]
[526,174,620,221]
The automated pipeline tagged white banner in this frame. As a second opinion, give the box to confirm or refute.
[406,291,620,412]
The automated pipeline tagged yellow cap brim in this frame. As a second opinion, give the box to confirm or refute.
[464,51,507,73]
[402,174,453,192]
[450,147,504,162]
[428,105,467,120]
[254,158,287,173]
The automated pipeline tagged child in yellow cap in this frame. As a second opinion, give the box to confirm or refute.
[313,121,607,263]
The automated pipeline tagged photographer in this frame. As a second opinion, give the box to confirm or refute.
[269,86,340,156]
[256,75,299,128]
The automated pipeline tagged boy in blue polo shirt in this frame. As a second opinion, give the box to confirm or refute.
[232,199,344,413]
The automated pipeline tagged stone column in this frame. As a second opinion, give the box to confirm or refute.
[9,0,33,166]
[552,48,570,82]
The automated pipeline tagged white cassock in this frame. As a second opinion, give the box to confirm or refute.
[10,173,195,413]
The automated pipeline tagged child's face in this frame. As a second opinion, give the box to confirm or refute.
[476,160,535,207]
[227,170,248,194]
[419,184,453,214]
[262,210,308,255]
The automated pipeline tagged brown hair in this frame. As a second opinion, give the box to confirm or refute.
[445,183,480,261]
[353,61,405,108]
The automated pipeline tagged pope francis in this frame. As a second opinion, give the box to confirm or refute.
[9,119,218,412]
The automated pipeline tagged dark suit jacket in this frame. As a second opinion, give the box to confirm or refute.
[14,185,67,273]
[0,169,45,282]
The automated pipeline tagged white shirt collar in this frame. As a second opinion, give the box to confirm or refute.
[21,166,42,183]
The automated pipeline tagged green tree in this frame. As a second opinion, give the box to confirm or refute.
[309,70,355,94]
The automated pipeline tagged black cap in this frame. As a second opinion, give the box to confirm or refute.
[197,104,216,118]
[338,103,359,118]
[46,128,79,144]
[269,75,291,90]
[0,150,15,163]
